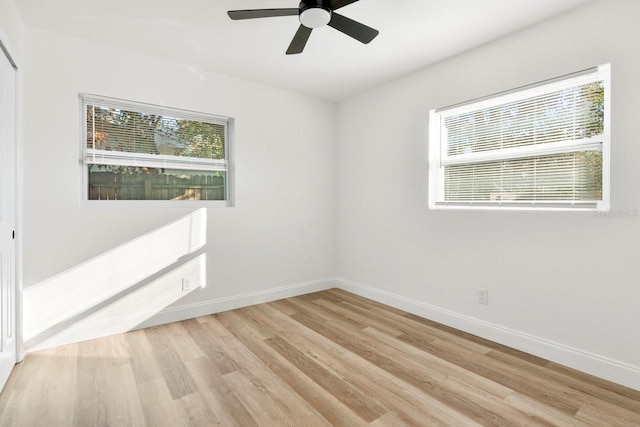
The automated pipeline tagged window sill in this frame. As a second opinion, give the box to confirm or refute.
[80,199,233,209]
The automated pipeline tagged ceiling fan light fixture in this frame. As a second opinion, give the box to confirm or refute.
[227,0,379,55]
[299,6,331,28]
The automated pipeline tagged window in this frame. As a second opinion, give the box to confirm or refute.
[429,64,610,210]
[81,94,232,206]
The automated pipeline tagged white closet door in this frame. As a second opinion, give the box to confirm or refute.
[0,46,17,392]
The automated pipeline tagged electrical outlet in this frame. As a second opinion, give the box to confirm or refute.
[478,288,489,305]
[182,278,193,292]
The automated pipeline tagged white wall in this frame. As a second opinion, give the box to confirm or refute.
[0,0,22,59]
[336,0,640,389]
[22,26,336,349]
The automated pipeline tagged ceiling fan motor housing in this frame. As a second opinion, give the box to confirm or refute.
[299,0,332,28]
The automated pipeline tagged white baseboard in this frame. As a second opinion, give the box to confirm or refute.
[335,277,640,392]
[26,277,335,352]
[135,277,336,329]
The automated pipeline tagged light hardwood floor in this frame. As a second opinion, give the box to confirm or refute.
[1,289,639,426]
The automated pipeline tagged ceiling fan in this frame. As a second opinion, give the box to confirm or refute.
[227,0,379,55]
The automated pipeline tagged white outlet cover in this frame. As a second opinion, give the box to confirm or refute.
[478,289,489,305]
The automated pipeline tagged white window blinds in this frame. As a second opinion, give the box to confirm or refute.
[83,95,229,172]
[429,64,610,210]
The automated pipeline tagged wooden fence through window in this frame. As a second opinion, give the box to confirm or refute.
[88,172,225,201]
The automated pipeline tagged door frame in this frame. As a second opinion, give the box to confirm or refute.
[0,25,23,364]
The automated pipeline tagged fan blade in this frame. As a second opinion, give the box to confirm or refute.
[330,0,360,10]
[328,12,379,44]
[228,8,298,20]
[286,25,313,55]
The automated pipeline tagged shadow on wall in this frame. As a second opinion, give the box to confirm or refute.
[24,209,208,351]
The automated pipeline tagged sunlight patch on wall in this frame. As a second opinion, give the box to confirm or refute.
[24,209,207,344]
[26,254,207,351]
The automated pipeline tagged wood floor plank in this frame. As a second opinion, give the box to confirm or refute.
[504,392,589,427]
[214,308,274,341]
[269,298,299,316]
[341,297,494,355]
[184,356,258,427]
[363,326,514,400]
[0,343,78,427]
[575,399,640,426]
[143,325,198,400]
[286,298,559,426]
[446,338,590,413]
[136,378,184,427]
[1,289,638,427]
[546,360,640,404]
[323,289,494,356]
[222,370,298,427]
[403,311,545,363]
[123,329,164,385]
[252,302,480,426]
[164,322,205,363]
[487,349,640,414]
[203,316,333,426]
[0,382,20,426]
[369,412,409,427]
[175,391,220,426]
[216,315,368,427]
[195,315,212,324]
[74,338,146,427]
[312,298,405,337]
[334,291,494,352]
[291,296,369,331]
[397,332,601,416]
[325,289,409,316]
[266,335,386,423]
[181,318,239,375]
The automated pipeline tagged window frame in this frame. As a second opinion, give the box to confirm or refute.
[428,64,611,211]
[79,94,234,208]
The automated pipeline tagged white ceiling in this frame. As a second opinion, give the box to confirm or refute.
[17,0,593,101]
